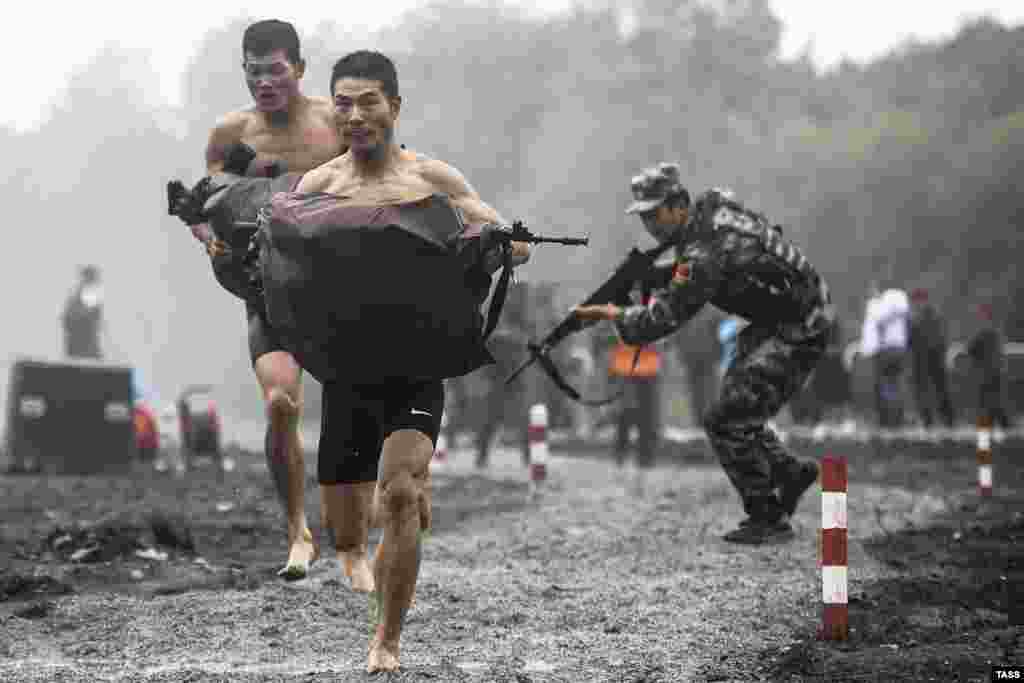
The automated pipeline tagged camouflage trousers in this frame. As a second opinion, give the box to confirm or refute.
[703,323,826,519]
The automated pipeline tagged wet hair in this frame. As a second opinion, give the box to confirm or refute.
[330,51,399,98]
[242,20,302,64]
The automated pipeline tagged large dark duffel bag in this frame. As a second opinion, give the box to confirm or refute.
[256,191,496,384]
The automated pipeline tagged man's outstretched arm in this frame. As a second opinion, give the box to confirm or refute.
[422,159,530,270]
[575,244,723,346]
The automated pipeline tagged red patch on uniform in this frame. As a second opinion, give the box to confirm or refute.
[672,262,691,285]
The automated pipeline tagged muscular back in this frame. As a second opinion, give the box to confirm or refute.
[206,96,343,174]
[680,190,831,329]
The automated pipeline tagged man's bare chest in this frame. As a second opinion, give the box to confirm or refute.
[322,173,439,206]
[243,125,340,174]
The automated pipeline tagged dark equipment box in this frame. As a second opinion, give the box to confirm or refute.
[4,357,136,474]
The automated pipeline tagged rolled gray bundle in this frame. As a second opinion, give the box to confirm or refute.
[201,172,302,301]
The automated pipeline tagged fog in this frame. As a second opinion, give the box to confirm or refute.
[2,0,1021,423]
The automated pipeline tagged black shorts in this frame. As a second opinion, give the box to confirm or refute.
[246,299,288,365]
[318,379,445,484]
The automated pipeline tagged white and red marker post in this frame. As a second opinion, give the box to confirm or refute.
[528,404,549,496]
[976,416,993,497]
[820,454,848,641]
[432,412,449,470]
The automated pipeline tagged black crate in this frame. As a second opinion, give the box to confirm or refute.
[4,358,135,474]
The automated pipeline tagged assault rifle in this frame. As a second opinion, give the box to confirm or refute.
[477,221,589,341]
[497,220,589,247]
[504,239,676,405]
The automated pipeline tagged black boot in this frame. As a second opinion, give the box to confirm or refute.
[779,460,820,518]
[725,497,793,544]
[724,517,794,544]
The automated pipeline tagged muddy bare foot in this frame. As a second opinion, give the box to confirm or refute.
[367,625,401,673]
[277,528,318,581]
[339,550,375,592]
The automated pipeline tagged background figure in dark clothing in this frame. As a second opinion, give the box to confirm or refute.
[967,303,1012,430]
[675,308,724,426]
[61,265,103,360]
[473,282,534,468]
[474,329,531,468]
[908,288,954,428]
[608,337,661,471]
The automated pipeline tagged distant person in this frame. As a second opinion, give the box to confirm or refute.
[473,285,532,469]
[867,285,910,428]
[967,303,1012,431]
[574,163,828,545]
[607,284,662,485]
[61,265,103,360]
[907,288,954,429]
[675,308,722,427]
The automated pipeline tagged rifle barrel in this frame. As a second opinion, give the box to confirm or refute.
[525,236,589,246]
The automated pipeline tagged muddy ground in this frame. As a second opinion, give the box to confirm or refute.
[0,431,1021,682]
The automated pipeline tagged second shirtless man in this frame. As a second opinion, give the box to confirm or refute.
[199,20,342,580]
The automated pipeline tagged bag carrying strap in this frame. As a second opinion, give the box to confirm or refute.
[481,245,514,341]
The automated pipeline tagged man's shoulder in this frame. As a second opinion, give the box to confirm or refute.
[212,108,259,134]
[417,157,469,194]
[297,154,346,187]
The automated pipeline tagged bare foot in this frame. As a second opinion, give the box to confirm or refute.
[277,527,318,581]
[367,625,401,673]
[339,550,375,593]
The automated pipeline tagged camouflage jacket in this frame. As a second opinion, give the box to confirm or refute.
[615,189,833,346]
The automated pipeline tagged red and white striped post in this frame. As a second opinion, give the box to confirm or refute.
[433,412,449,468]
[528,404,549,491]
[820,454,848,641]
[976,416,993,497]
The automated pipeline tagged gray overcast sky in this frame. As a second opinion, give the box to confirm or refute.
[8,0,1024,132]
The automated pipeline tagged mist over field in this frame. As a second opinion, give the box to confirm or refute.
[2,0,1021,421]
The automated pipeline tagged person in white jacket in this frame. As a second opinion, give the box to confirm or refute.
[864,285,910,427]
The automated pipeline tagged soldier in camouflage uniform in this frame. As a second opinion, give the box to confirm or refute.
[575,163,831,544]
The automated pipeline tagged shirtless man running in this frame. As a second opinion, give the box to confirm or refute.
[197,19,343,580]
[296,50,530,672]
